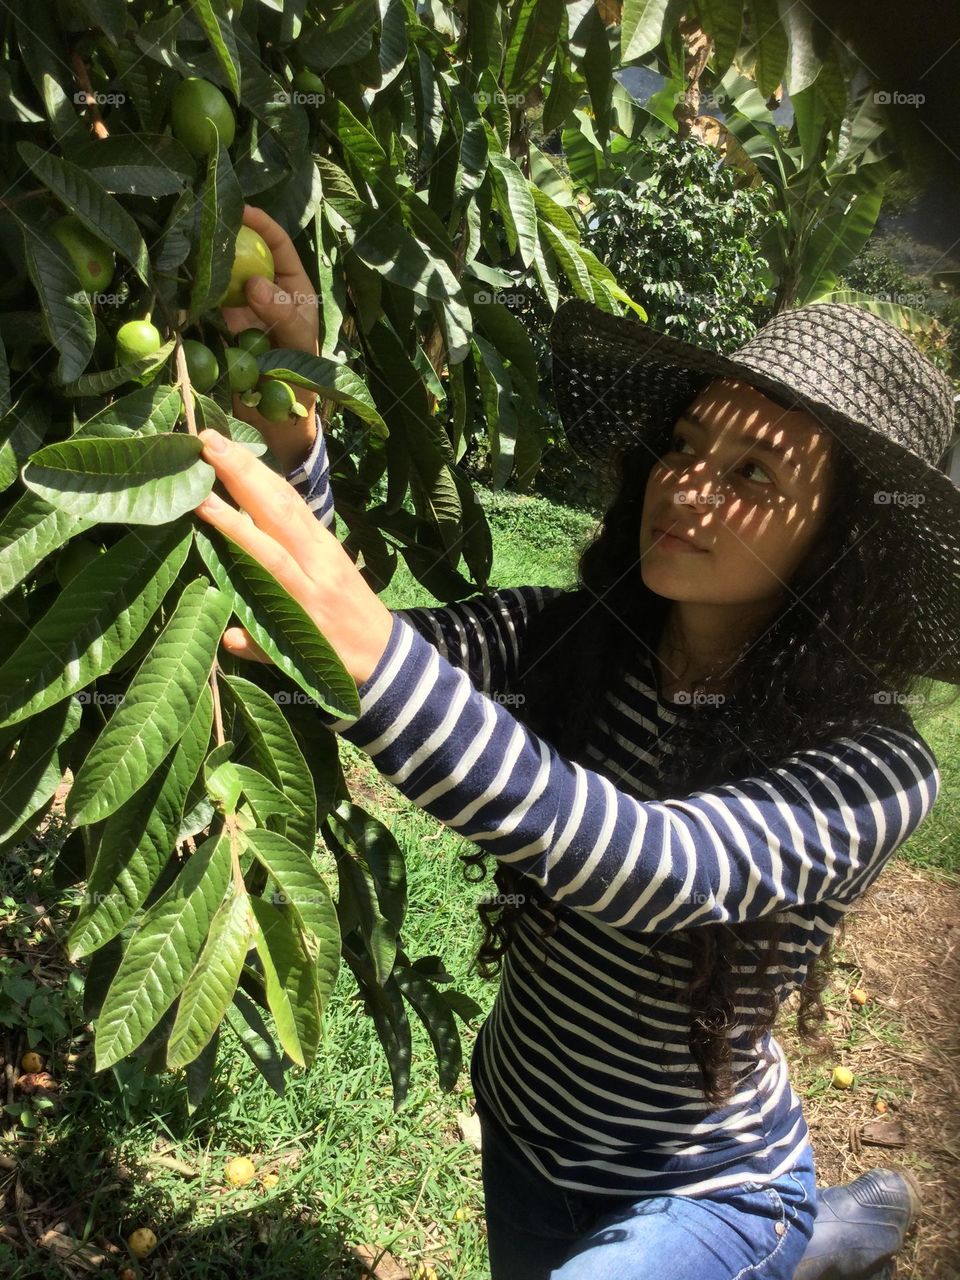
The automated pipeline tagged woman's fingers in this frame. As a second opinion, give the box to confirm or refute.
[222,626,273,664]
[195,430,321,560]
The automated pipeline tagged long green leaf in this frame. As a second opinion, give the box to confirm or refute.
[188,0,241,99]
[0,521,192,728]
[18,142,152,284]
[0,697,81,843]
[167,882,253,1068]
[221,673,319,854]
[67,580,232,826]
[94,831,233,1070]
[194,525,360,720]
[394,966,462,1092]
[245,827,340,1016]
[67,686,213,960]
[487,154,538,269]
[249,895,322,1068]
[22,225,96,384]
[22,434,215,525]
[189,134,243,319]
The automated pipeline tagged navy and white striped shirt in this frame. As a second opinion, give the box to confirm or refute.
[285,429,941,1198]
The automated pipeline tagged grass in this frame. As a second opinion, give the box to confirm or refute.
[2,482,957,1278]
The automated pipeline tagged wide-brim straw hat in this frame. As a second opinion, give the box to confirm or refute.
[548,299,960,685]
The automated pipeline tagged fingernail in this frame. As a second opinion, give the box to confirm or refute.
[249,276,274,302]
[199,492,224,512]
[202,431,228,453]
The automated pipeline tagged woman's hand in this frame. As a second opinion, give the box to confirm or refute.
[220,205,320,475]
[193,428,394,685]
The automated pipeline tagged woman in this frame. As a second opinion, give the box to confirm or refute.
[196,208,959,1279]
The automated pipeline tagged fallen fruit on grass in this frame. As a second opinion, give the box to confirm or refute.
[170,77,235,157]
[116,320,162,364]
[259,1172,279,1190]
[224,1156,257,1187]
[850,987,868,1005]
[220,225,275,307]
[831,1066,854,1089]
[256,377,301,422]
[20,1052,43,1072]
[181,339,220,392]
[874,1098,888,1114]
[452,1206,468,1221]
[412,1266,438,1280]
[236,327,271,356]
[127,1227,157,1258]
[50,215,115,293]
[225,347,260,392]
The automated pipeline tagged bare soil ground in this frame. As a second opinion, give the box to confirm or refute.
[777,859,960,1280]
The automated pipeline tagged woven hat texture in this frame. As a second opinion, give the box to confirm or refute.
[549,300,960,685]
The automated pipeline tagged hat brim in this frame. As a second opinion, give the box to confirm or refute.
[548,300,960,686]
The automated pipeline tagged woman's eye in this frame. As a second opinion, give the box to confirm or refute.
[665,433,775,487]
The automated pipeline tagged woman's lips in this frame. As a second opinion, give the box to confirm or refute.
[651,527,710,554]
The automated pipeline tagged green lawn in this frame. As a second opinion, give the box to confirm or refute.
[2,483,956,1279]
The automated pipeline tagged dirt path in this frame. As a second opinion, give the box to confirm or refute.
[778,860,960,1280]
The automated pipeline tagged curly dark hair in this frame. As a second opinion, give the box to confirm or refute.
[458,411,958,1109]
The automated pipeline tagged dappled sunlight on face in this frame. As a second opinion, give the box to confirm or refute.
[639,377,835,607]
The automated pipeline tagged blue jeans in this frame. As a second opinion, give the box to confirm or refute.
[477,1097,818,1280]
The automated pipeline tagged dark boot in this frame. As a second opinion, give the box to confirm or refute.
[792,1167,921,1280]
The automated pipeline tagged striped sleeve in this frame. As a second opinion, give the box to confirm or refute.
[285,425,335,530]
[313,612,941,933]
[397,586,567,698]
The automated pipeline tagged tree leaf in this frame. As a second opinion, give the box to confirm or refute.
[189,134,243,319]
[21,224,96,384]
[67,686,213,960]
[22,433,215,524]
[221,673,318,854]
[94,830,233,1070]
[393,965,462,1091]
[167,881,253,1068]
[17,141,152,284]
[249,895,322,1068]
[188,0,241,99]
[256,350,388,439]
[244,827,340,1016]
[194,525,360,720]
[225,988,287,1096]
[67,580,233,826]
[0,520,192,729]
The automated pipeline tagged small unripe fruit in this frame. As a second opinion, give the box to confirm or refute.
[256,378,299,422]
[21,1052,43,1072]
[292,69,326,96]
[116,320,162,364]
[127,1227,157,1258]
[170,77,235,158]
[181,339,220,392]
[831,1065,854,1089]
[236,327,271,356]
[50,215,115,293]
[220,226,275,307]
[224,1155,257,1187]
[225,347,259,392]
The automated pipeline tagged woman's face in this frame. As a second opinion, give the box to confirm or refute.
[639,377,835,607]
